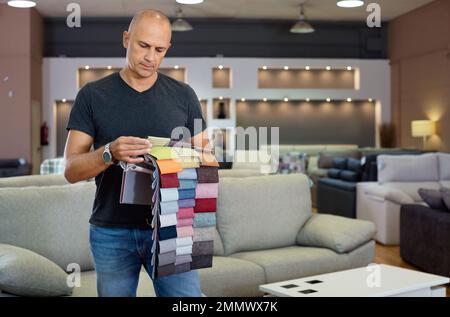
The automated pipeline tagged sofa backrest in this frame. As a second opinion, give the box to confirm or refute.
[438,153,450,180]
[377,153,439,183]
[216,173,312,256]
[0,182,96,271]
[0,174,70,188]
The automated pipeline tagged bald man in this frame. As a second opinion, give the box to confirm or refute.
[64,10,205,297]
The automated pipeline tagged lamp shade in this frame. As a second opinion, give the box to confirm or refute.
[411,120,435,137]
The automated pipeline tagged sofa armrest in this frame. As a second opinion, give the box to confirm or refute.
[297,214,376,253]
[362,183,414,205]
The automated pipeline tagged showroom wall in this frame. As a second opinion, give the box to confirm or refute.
[389,0,450,151]
[0,5,43,173]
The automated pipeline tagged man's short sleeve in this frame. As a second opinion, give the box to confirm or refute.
[186,86,207,137]
[66,84,95,138]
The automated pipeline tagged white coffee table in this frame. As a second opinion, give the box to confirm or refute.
[259,264,449,297]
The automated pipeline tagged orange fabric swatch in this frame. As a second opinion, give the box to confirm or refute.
[156,159,183,174]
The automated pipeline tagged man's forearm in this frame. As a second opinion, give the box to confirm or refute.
[64,146,109,183]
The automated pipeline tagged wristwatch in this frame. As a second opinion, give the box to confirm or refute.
[102,142,114,165]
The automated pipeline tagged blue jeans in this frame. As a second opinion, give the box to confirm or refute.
[89,224,202,297]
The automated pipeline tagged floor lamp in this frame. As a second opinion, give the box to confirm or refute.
[411,120,435,149]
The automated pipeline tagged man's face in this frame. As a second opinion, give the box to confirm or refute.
[123,18,171,78]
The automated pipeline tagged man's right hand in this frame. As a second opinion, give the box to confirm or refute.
[109,136,152,164]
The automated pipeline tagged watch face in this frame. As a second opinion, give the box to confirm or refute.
[102,151,112,163]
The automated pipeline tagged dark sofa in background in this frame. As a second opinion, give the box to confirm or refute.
[400,204,450,278]
[0,158,31,178]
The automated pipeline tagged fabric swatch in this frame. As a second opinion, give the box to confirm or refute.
[159,238,176,254]
[160,173,179,188]
[178,188,196,200]
[192,241,214,256]
[159,225,177,240]
[194,198,217,213]
[156,159,183,175]
[160,213,178,228]
[179,179,197,190]
[178,169,198,180]
[193,226,215,242]
[176,245,193,256]
[177,207,194,219]
[177,217,194,227]
[158,251,176,267]
[191,255,213,269]
[194,212,216,228]
[160,201,179,215]
[176,236,193,247]
[197,166,219,183]
[160,188,179,202]
[195,183,219,199]
[176,225,194,238]
[175,254,192,266]
[178,199,196,208]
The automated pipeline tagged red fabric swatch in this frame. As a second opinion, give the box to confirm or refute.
[194,198,217,213]
[160,173,179,188]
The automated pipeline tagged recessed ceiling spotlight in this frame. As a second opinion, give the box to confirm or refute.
[219,96,223,100]
[84,65,90,70]
[107,66,112,70]
[305,66,311,71]
[174,65,179,69]
[326,66,331,71]
[284,66,289,70]
[218,65,224,70]
[262,66,268,70]
[241,98,246,102]
[62,99,66,103]
[326,98,331,102]
[263,98,268,102]
[7,1,36,8]
[176,0,204,4]
[347,66,352,71]
[337,1,364,8]
[369,98,373,102]
[347,98,352,102]
[284,97,289,102]
[306,98,310,102]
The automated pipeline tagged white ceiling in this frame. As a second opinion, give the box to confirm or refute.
[21,0,435,21]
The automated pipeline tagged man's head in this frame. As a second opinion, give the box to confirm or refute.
[123,10,172,78]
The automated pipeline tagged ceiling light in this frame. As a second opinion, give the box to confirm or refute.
[219,96,223,100]
[7,1,36,8]
[306,98,310,102]
[241,98,246,102]
[218,65,224,70]
[337,1,364,8]
[262,66,267,70]
[174,65,179,69]
[326,98,331,102]
[263,98,268,102]
[284,66,289,70]
[347,98,352,102]
[84,65,90,70]
[284,97,289,102]
[369,98,373,102]
[326,66,331,71]
[305,66,310,71]
[62,99,66,103]
[347,66,352,71]
[172,8,193,32]
[107,66,112,70]
[290,3,315,34]
[176,0,204,4]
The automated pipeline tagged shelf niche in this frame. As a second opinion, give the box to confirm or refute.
[258,68,356,89]
[212,67,232,88]
[213,98,231,119]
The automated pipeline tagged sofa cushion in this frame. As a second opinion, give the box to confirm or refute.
[231,246,350,283]
[347,158,362,173]
[217,174,312,256]
[377,154,439,183]
[340,170,359,182]
[296,214,376,253]
[319,178,357,191]
[328,168,342,179]
[383,182,441,202]
[317,150,360,169]
[438,153,450,180]
[418,188,448,210]
[0,244,73,296]
[198,256,266,297]
[332,157,348,169]
[0,182,95,271]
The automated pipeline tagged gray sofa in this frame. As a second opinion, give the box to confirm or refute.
[0,173,376,297]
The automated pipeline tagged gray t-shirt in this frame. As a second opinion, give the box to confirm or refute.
[67,71,206,228]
